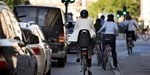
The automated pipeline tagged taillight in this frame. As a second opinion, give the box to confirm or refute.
[32,47,41,55]
[0,54,9,69]
[59,33,64,43]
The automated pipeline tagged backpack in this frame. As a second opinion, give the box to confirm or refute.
[94,19,102,32]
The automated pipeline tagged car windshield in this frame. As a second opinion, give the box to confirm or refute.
[14,6,63,27]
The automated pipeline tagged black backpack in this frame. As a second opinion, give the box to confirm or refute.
[77,29,91,48]
[94,19,102,32]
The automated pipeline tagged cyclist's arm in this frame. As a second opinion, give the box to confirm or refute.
[97,22,106,33]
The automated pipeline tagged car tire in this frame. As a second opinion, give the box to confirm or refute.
[46,68,51,75]
[58,58,65,67]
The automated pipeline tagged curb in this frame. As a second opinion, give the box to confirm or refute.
[109,57,124,75]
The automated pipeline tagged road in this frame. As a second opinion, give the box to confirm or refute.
[51,34,150,75]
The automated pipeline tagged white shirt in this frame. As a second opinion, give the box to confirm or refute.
[122,19,139,31]
[98,21,118,34]
[68,18,96,42]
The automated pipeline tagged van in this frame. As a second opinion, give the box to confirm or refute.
[14,5,68,67]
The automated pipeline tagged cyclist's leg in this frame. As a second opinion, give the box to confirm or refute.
[110,35,118,67]
[76,45,80,62]
[131,31,136,46]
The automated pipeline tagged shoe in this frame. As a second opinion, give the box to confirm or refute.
[88,70,92,75]
[76,58,80,62]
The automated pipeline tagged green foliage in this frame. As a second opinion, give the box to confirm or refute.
[88,0,140,19]
[1,0,24,9]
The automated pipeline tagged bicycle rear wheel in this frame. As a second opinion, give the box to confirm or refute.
[141,34,149,41]
[127,40,133,55]
[97,50,103,66]
[82,56,87,75]
[102,57,107,71]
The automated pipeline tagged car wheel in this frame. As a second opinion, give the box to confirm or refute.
[46,68,51,75]
[58,58,65,67]
[34,63,38,75]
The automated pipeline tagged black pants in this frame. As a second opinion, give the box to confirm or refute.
[126,31,136,41]
[102,34,118,67]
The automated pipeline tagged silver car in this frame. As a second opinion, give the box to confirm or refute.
[0,1,37,75]
[20,21,52,75]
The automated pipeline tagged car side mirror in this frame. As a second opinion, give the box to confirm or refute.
[18,41,26,47]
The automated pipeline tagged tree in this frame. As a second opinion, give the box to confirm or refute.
[88,0,140,19]
[2,0,24,9]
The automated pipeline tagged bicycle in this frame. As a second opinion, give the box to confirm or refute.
[102,38,112,71]
[126,34,133,55]
[94,33,103,66]
[77,29,92,75]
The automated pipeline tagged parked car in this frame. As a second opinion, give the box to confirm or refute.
[0,1,37,75]
[19,21,52,75]
[14,5,68,67]
[66,21,78,53]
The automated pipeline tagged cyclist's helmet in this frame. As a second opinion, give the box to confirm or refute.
[80,9,88,18]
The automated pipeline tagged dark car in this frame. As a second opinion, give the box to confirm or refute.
[13,5,68,67]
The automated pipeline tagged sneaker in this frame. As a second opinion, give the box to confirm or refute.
[76,58,80,62]
[88,71,92,75]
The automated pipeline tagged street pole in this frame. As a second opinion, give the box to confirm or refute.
[65,2,68,22]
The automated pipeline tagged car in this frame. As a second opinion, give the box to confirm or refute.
[66,22,78,53]
[0,1,37,75]
[19,21,52,75]
[14,5,68,67]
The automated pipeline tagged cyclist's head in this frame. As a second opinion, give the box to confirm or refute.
[107,14,114,22]
[126,14,132,20]
[100,15,105,20]
[80,9,88,18]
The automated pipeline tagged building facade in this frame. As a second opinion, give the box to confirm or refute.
[29,0,97,21]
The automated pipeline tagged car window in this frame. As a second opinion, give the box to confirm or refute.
[14,7,37,23]
[14,6,63,29]
[1,9,16,39]
[7,9,22,40]
[22,29,39,44]
[0,12,6,38]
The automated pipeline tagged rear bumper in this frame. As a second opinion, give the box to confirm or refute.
[52,51,66,59]
[49,42,67,59]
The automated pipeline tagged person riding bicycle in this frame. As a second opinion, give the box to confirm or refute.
[97,14,119,68]
[122,14,139,47]
[142,25,149,34]
[68,9,96,75]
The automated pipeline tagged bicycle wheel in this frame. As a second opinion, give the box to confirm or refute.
[127,40,132,55]
[82,56,87,75]
[102,57,107,71]
[97,49,103,66]
[141,34,149,41]
[102,49,108,71]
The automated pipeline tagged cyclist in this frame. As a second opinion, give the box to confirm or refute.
[68,9,96,75]
[97,14,119,68]
[122,14,139,47]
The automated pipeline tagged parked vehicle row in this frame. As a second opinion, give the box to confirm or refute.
[13,5,68,67]
[0,1,53,75]
[0,2,37,75]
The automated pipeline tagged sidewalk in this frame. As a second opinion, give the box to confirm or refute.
[111,33,150,75]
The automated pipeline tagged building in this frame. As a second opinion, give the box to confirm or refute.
[140,0,150,27]
[29,0,97,21]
